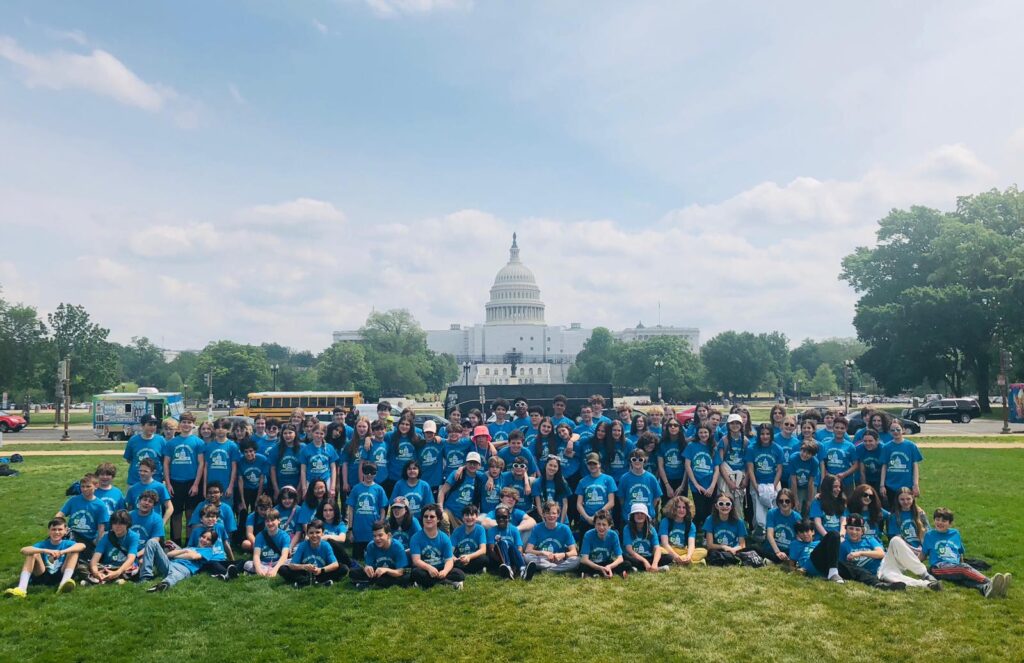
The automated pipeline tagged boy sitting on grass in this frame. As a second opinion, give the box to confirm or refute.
[5,517,83,598]
[925,507,1011,598]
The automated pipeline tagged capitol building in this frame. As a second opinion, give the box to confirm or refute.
[334,234,699,385]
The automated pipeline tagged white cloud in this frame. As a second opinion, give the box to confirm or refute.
[245,198,347,224]
[363,0,471,18]
[312,19,329,34]
[128,223,220,258]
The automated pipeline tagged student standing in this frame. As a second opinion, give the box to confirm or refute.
[204,419,240,505]
[162,412,205,545]
[346,462,388,560]
[684,425,719,531]
[124,414,166,486]
[880,421,924,510]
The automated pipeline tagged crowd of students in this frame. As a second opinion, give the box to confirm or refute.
[4,397,1012,598]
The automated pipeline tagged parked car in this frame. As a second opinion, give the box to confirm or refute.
[902,398,981,424]
[0,411,28,433]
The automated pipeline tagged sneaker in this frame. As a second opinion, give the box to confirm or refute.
[923,573,939,583]
[4,588,26,599]
[523,562,538,582]
[886,582,907,591]
[580,572,587,579]
[319,579,334,588]
[981,581,994,598]
[114,578,126,586]
[828,572,844,584]
[57,579,76,594]
[227,566,239,580]
[293,582,303,590]
[991,573,1008,598]
[499,564,514,581]
[452,581,464,591]
[146,582,169,593]
[353,582,370,591]
[412,581,420,588]
[212,573,229,581]
[84,575,101,585]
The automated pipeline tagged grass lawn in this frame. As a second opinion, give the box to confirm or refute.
[26,412,93,428]
[0,451,1022,662]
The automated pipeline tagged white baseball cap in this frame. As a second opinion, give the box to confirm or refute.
[629,503,649,516]
[465,451,483,464]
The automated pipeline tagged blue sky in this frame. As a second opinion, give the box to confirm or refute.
[1,1,1022,352]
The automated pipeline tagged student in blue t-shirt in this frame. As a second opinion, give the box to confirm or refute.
[318,501,354,570]
[346,462,388,560]
[279,520,345,587]
[442,425,472,474]
[745,424,785,533]
[575,453,617,533]
[188,504,234,567]
[658,496,707,566]
[4,517,84,598]
[684,426,719,530]
[887,488,929,552]
[390,461,435,521]
[523,501,579,575]
[855,429,887,492]
[924,507,1010,598]
[787,441,821,516]
[488,398,517,447]
[451,505,488,575]
[161,413,205,546]
[138,528,219,592]
[125,458,173,522]
[359,421,390,487]
[702,494,749,565]
[817,417,857,497]
[839,515,899,590]
[788,518,845,583]
[187,482,237,534]
[94,462,126,517]
[716,415,751,523]
[236,440,269,515]
[386,496,423,552]
[386,418,420,491]
[268,424,304,498]
[879,421,923,511]
[409,505,464,589]
[616,450,663,527]
[809,474,848,539]
[204,419,240,504]
[438,451,485,528]
[130,490,166,546]
[87,509,140,585]
[486,505,532,580]
[123,414,166,486]
[350,520,411,589]
[532,456,573,522]
[849,484,889,540]
[56,473,111,557]
[417,421,446,490]
[498,430,540,477]
[300,424,339,501]
[657,421,687,502]
[764,489,801,563]
[244,507,291,578]
[623,503,669,572]
[580,509,627,578]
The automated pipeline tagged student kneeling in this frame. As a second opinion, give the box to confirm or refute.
[279,519,346,588]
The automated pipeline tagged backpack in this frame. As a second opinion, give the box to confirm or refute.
[66,480,82,496]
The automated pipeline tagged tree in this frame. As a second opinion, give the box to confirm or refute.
[616,337,706,401]
[792,367,811,398]
[810,363,838,396]
[758,331,792,397]
[567,327,619,384]
[700,331,769,397]
[193,341,270,401]
[0,295,50,397]
[48,303,119,400]
[117,336,167,388]
[316,342,379,397]
[165,371,183,393]
[791,338,867,387]
[359,309,434,395]
[842,188,1024,412]
[424,351,458,393]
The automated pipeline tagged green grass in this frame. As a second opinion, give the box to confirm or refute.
[0,451,1022,662]
[25,412,93,428]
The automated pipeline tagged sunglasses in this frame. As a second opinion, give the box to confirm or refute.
[630,457,644,462]
[512,463,527,470]
[716,501,733,508]
[778,499,792,504]
[862,494,874,499]
[668,422,680,428]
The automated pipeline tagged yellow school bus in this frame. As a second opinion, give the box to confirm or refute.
[232,391,363,420]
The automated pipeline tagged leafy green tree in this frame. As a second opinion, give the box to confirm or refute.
[117,336,167,388]
[792,367,811,397]
[616,336,705,401]
[424,351,458,393]
[316,342,379,396]
[810,363,839,396]
[165,371,183,393]
[193,340,270,401]
[700,331,768,397]
[48,303,119,400]
[0,295,50,397]
[568,327,619,384]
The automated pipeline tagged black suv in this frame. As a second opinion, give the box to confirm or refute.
[902,398,981,424]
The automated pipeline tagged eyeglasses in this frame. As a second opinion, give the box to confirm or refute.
[716,501,733,508]
[422,514,437,520]
[783,423,796,428]
[777,499,792,504]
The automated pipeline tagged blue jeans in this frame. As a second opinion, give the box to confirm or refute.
[495,536,524,573]
[140,539,194,587]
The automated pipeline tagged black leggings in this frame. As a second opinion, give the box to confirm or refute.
[624,554,673,571]
[691,490,715,535]
[410,567,466,588]
[580,559,629,577]
[350,567,409,588]
[327,540,356,569]
[809,531,840,576]
[455,556,488,574]
[278,565,347,585]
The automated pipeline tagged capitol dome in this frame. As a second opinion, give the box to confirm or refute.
[485,233,546,325]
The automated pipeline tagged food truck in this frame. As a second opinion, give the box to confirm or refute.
[92,388,184,440]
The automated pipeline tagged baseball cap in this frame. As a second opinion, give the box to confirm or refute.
[727,413,743,424]
[630,503,649,516]
[391,496,409,507]
[465,451,483,464]
[140,414,160,425]
[423,420,437,433]
[585,452,601,464]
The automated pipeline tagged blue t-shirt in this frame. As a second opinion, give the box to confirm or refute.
[486,523,524,548]
[188,500,237,532]
[125,480,171,513]
[840,536,883,574]
[766,508,801,552]
[788,538,821,576]
[187,522,230,560]
[124,434,167,485]
[322,520,348,538]
[855,443,888,485]
[451,524,487,556]
[417,442,445,488]
[60,495,111,540]
[809,499,847,537]
[360,440,390,485]
[256,436,278,457]
[390,480,435,520]
[267,443,304,489]
[601,440,636,481]
[442,438,472,472]
[616,471,662,520]
[658,517,696,548]
[623,526,660,559]
[576,473,618,518]
[164,434,205,482]
[818,439,857,486]
[881,441,923,490]
[129,509,164,541]
[33,538,78,574]
[442,470,483,518]
[888,510,928,549]
[532,476,571,507]
[204,440,240,492]
[922,528,964,567]
[658,440,686,482]
[294,503,320,527]
[702,516,748,547]
[498,445,540,476]
[291,540,337,569]
[499,472,532,512]
[276,504,298,534]
[529,522,575,553]
[853,429,892,445]
[717,436,751,472]
[745,443,785,484]
[684,442,719,492]
[511,416,532,433]
[390,518,423,551]
[852,508,890,540]
[95,530,141,566]
[365,539,409,569]
[95,486,126,514]
[481,473,505,514]
[175,547,216,574]
[581,529,622,565]
[386,433,418,483]
[254,529,291,564]
[409,530,454,569]
[488,420,518,444]
[787,454,820,490]
[346,482,388,542]
[238,454,270,490]
[299,443,339,484]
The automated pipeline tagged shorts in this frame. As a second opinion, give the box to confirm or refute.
[30,570,62,586]
[171,480,202,512]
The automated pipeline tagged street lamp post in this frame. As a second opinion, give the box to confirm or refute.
[1000,349,1012,434]
[462,361,472,386]
[271,363,280,390]
[206,372,214,422]
[844,359,855,414]
[654,360,665,404]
